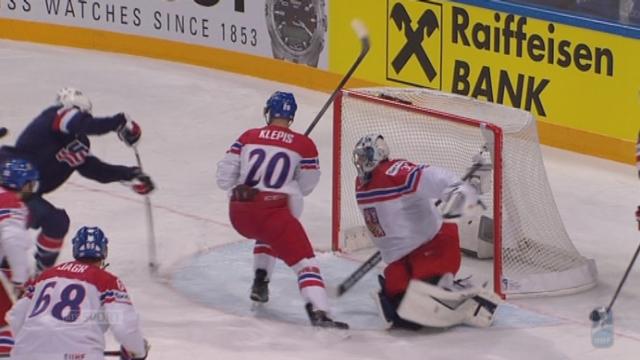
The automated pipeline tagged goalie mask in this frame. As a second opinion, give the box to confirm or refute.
[353,134,390,183]
[56,87,93,114]
[264,91,297,125]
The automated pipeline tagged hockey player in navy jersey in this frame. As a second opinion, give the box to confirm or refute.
[0,88,154,275]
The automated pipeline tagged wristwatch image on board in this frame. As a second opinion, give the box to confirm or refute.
[265,0,327,67]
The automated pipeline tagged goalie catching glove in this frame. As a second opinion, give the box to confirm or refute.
[117,113,142,147]
[440,182,480,219]
[468,151,492,194]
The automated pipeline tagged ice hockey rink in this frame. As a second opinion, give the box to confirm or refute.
[1,39,640,359]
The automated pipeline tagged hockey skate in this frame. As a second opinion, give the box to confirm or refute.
[250,269,269,303]
[305,303,349,329]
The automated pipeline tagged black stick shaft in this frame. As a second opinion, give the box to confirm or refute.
[304,38,370,136]
[607,242,640,311]
[336,251,382,296]
[134,147,158,272]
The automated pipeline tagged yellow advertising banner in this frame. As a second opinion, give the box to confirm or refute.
[329,0,640,143]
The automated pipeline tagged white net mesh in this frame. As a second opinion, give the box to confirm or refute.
[334,87,597,298]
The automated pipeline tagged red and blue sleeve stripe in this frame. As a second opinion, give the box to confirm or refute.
[356,167,423,204]
[100,290,132,305]
[227,141,243,155]
[300,158,319,170]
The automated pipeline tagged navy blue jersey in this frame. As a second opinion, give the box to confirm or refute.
[1,106,137,194]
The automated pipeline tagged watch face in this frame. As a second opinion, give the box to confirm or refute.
[271,0,320,53]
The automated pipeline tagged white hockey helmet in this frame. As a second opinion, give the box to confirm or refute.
[55,87,92,114]
[353,134,390,182]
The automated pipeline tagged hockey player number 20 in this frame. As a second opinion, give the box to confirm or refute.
[28,281,86,322]
[245,149,291,189]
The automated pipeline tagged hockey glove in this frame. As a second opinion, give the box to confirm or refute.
[468,152,492,195]
[117,113,141,147]
[120,339,150,360]
[441,182,480,219]
[12,281,25,299]
[130,168,155,195]
[636,206,640,231]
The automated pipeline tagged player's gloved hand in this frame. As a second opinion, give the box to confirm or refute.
[441,182,480,219]
[120,339,150,360]
[636,205,640,231]
[130,168,155,195]
[117,113,141,147]
[11,281,25,299]
[468,152,492,195]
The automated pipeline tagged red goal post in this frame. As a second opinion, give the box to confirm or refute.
[331,87,597,298]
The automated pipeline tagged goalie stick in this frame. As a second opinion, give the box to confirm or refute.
[133,146,159,275]
[332,124,495,297]
[304,19,370,136]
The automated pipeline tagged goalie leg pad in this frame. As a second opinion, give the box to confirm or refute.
[398,280,466,328]
[397,279,501,328]
[462,292,500,328]
[372,275,423,330]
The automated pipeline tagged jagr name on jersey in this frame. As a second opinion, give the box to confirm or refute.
[57,262,89,273]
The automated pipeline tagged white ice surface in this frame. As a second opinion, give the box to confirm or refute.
[1,39,640,359]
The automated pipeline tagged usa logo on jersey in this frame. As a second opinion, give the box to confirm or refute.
[55,140,89,167]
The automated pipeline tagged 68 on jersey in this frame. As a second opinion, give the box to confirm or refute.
[28,281,87,323]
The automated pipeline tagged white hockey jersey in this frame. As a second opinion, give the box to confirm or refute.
[8,261,146,360]
[0,188,32,285]
[216,124,320,216]
[355,159,462,264]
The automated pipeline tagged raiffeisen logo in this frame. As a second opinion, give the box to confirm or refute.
[449,6,614,116]
[387,0,443,89]
[451,7,613,77]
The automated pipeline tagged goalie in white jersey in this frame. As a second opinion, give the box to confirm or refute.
[352,134,500,330]
[8,226,149,360]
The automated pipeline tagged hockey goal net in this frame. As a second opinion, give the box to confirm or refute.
[332,87,597,298]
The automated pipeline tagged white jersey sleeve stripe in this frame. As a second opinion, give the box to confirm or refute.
[356,168,422,203]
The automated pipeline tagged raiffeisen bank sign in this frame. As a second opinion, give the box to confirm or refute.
[385,0,614,118]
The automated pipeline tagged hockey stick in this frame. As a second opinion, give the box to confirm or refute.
[333,251,382,297]
[332,124,495,297]
[133,146,159,274]
[589,243,640,348]
[304,19,370,136]
[589,129,640,348]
